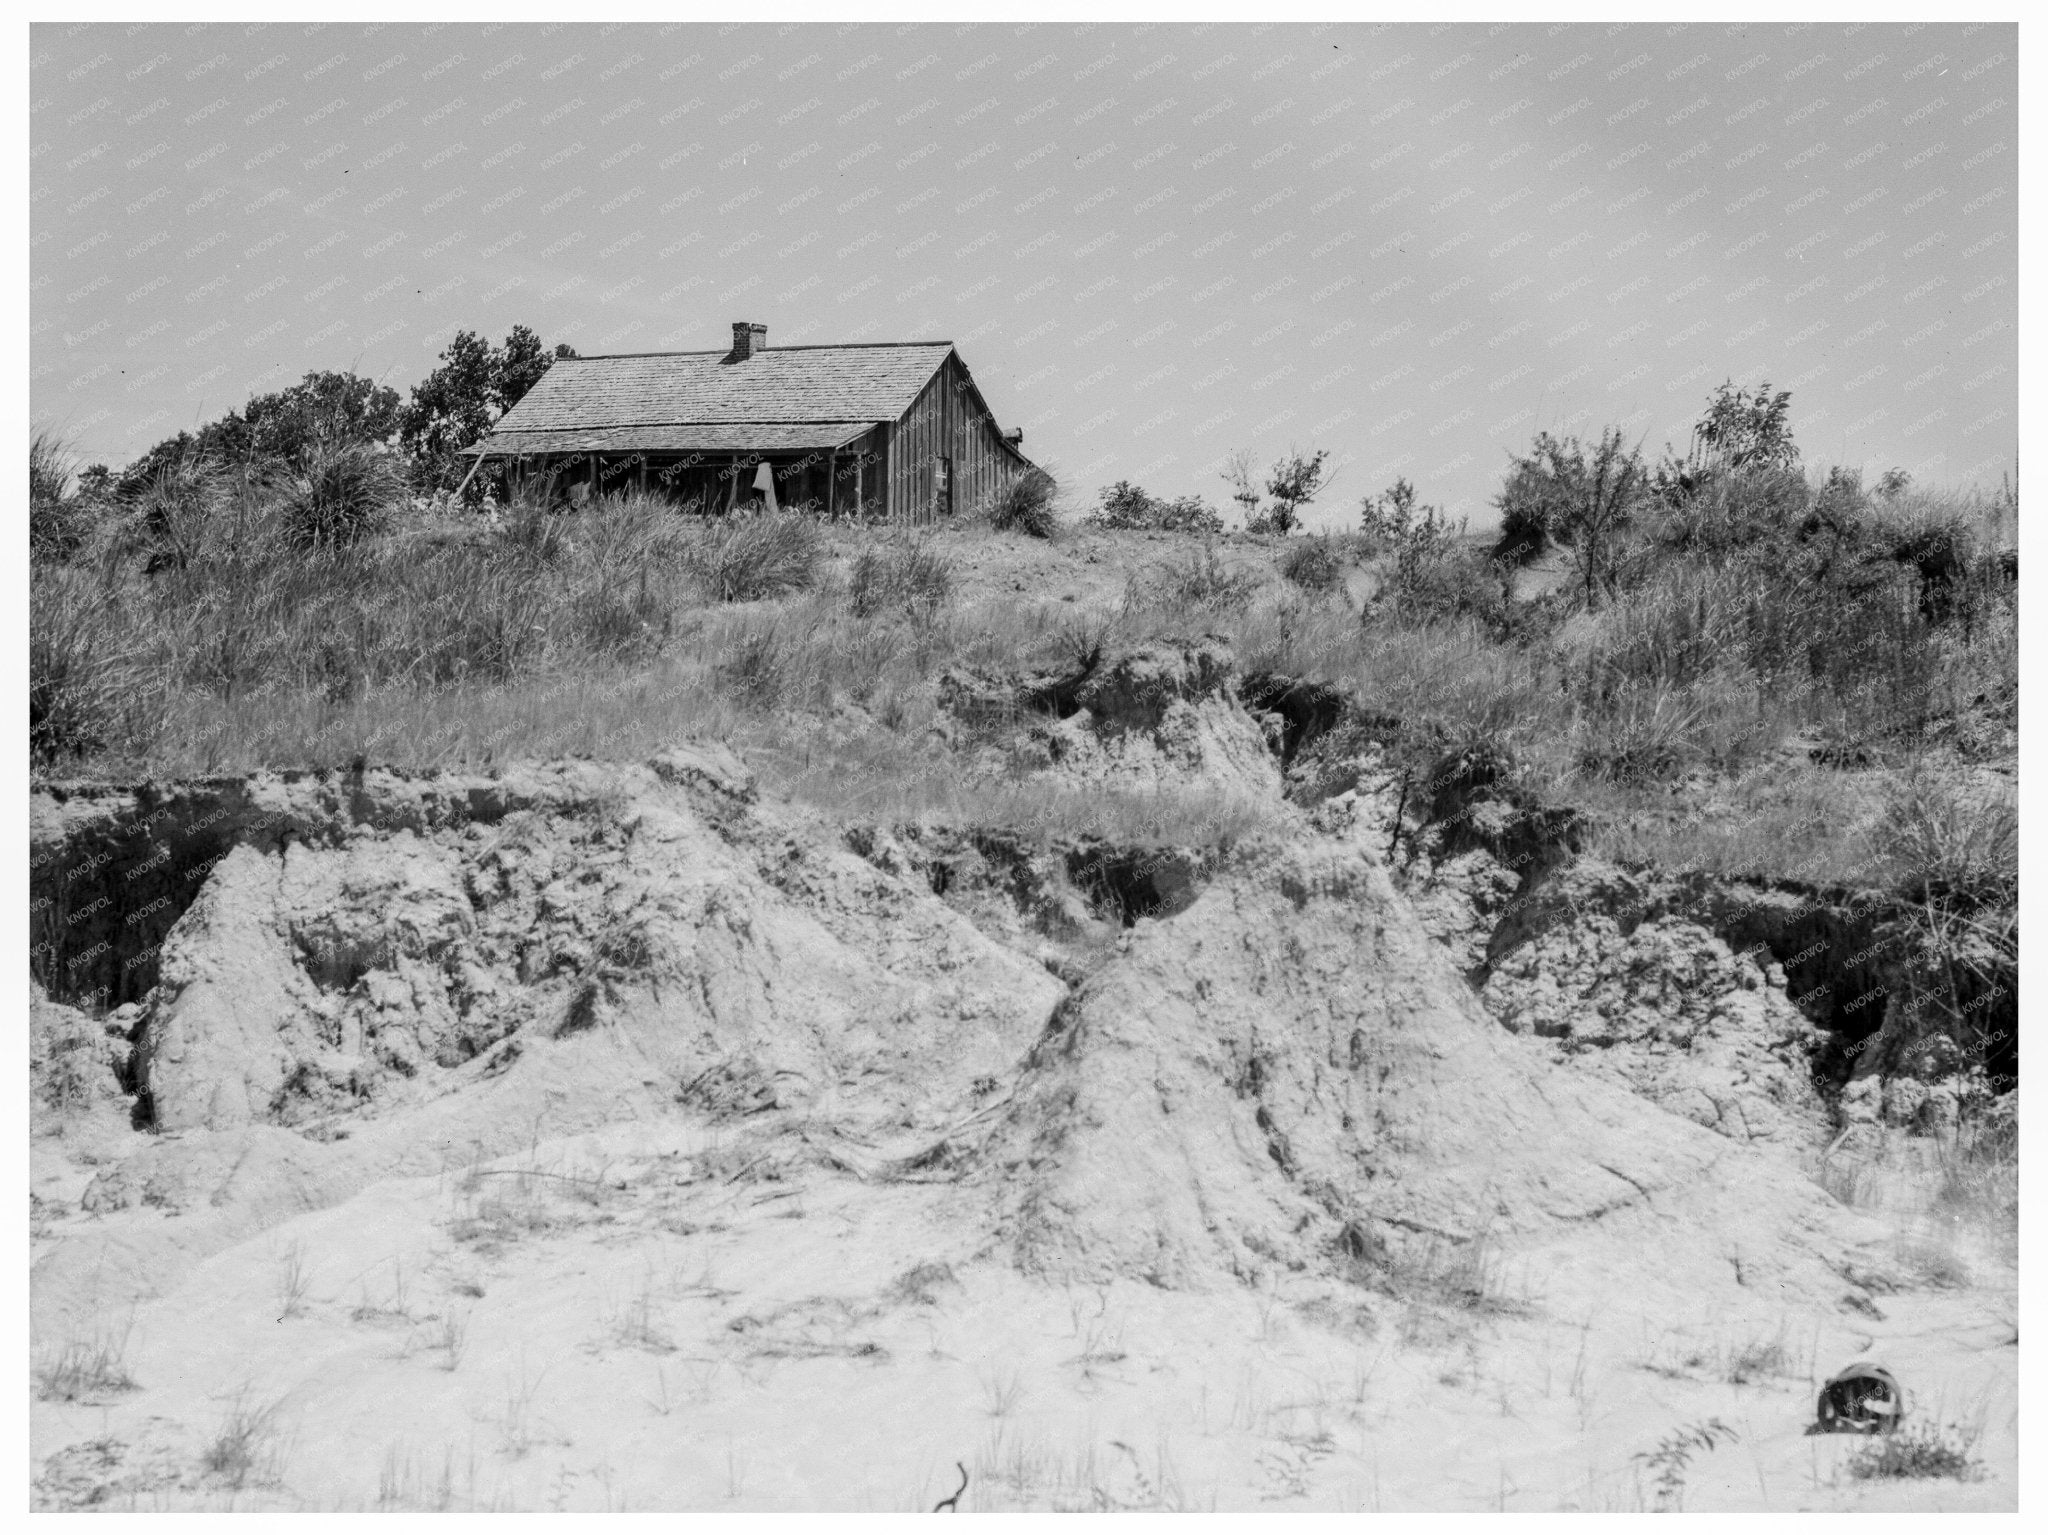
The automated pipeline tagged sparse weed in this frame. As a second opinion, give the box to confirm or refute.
[604,1274,675,1354]
[1724,1334,1794,1385]
[495,1359,548,1459]
[1632,1418,1738,1512]
[201,1389,289,1491]
[437,1309,472,1371]
[275,1240,311,1320]
[34,1317,139,1403]
[350,1257,414,1324]
[981,1365,1025,1418]
[377,1443,459,1511]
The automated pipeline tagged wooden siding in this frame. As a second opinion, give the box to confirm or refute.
[885,353,1027,524]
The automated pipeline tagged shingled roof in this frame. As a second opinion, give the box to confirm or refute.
[486,342,957,435]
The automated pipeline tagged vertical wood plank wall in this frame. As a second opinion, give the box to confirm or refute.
[886,355,1027,526]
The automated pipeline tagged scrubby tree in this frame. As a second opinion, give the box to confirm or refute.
[1692,378,1798,472]
[1221,450,1265,526]
[1225,446,1329,535]
[1260,448,1329,535]
[241,371,402,465]
[400,326,577,492]
[1499,428,1647,609]
[114,370,402,503]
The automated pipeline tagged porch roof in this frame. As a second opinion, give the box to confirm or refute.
[464,422,881,457]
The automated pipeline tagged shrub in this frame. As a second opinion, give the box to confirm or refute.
[128,452,231,572]
[683,511,822,601]
[1651,466,1810,556]
[281,442,406,549]
[1847,1421,1983,1482]
[1155,543,1261,610]
[1376,545,1510,634]
[1230,447,1328,535]
[1087,480,1224,534]
[1279,536,1346,594]
[849,538,954,620]
[30,568,156,764]
[1500,429,1648,609]
[989,466,1059,538]
[202,1390,288,1490]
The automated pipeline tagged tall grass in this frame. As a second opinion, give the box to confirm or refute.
[680,511,823,602]
[280,442,406,549]
[848,537,954,620]
[30,567,159,763]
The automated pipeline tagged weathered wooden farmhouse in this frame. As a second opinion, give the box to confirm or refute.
[463,321,1033,523]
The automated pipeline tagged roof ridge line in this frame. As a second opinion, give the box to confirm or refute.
[486,418,888,430]
[562,342,955,359]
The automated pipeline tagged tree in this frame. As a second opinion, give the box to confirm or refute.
[1221,450,1264,526]
[1261,447,1328,535]
[496,324,574,413]
[1225,446,1329,534]
[1500,428,1646,609]
[1692,378,1798,472]
[113,370,400,503]
[400,327,577,492]
[241,370,402,465]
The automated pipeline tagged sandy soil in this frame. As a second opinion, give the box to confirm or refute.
[29,1113,2015,1513]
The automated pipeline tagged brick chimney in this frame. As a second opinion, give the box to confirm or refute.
[1004,428,1024,447]
[729,321,768,361]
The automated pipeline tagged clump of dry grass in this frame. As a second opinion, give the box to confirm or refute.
[848,537,953,620]
[34,1318,139,1403]
[30,567,159,764]
[200,1389,289,1490]
[681,511,823,602]
[1151,543,1262,612]
[279,442,405,550]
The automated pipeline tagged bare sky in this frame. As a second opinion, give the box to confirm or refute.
[31,19,2018,529]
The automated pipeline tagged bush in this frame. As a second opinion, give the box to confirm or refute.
[849,537,954,620]
[1651,465,1811,556]
[1375,545,1512,634]
[1155,543,1261,611]
[1279,536,1347,594]
[683,512,822,602]
[1087,480,1224,534]
[988,466,1059,538]
[281,442,406,549]
[1847,1421,1983,1482]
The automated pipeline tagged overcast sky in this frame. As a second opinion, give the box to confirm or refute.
[31,19,2017,530]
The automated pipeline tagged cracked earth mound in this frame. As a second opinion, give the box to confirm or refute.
[977,835,1886,1309]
